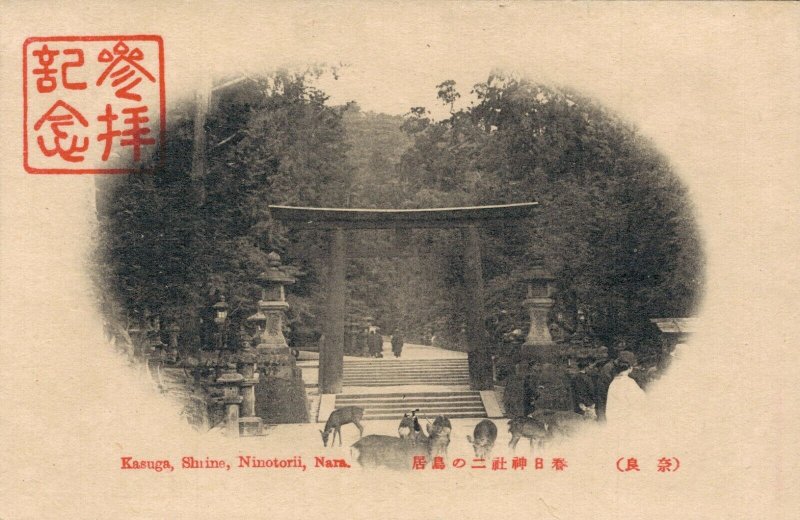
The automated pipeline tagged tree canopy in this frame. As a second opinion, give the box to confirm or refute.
[95,70,703,362]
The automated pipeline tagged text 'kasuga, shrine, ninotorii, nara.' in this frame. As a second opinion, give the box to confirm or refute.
[268,202,540,394]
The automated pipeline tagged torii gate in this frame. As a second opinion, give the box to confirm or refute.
[269,202,539,394]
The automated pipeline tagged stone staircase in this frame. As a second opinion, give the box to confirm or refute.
[321,357,491,421]
[334,390,487,420]
[342,358,470,386]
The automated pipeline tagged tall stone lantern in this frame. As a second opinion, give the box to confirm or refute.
[127,323,144,359]
[522,266,557,349]
[248,251,309,423]
[255,252,295,352]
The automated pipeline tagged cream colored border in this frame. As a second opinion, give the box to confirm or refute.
[1,2,799,518]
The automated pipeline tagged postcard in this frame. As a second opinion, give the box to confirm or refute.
[1,2,798,519]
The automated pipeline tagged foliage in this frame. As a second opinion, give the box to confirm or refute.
[96,70,352,347]
[96,71,703,361]
[393,74,703,352]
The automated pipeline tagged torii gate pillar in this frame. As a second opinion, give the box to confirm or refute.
[321,226,346,394]
[463,225,494,391]
[268,203,539,395]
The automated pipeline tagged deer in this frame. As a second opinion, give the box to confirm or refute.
[509,403,597,451]
[529,403,597,437]
[398,409,422,440]
[350,434,429,470]
[425,415,452,457]
[320,406,365,447]
[508,416,549,451]
[351,414,451,470]
[466,419,498,459]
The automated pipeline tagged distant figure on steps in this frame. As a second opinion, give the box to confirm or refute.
[368,329,383,358]
[391,330,404,358]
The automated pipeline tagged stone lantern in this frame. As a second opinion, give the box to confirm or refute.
[213,296,229,322]
[166,322,180,362]
[244,252,309,424]
[246,309,267,338]
[215,363,244,437]
[127,323,144,359]
[212,296,229,349]
[572,308,591,344]
[255,252,295,351]
[236,339,263,436]
[145,318,166,360]
[522,266,557,348]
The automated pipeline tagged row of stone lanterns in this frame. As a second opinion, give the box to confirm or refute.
[125,251,306,436]
[211,251,299,437]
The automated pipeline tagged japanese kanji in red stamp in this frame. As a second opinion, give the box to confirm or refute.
[23,35,165,174]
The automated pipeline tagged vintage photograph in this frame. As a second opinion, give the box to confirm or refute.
[93,69,703,468]
[1,2,798,519]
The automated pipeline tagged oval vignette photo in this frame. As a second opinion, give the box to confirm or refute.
[91,70,704,470]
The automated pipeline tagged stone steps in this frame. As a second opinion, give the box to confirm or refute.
[341,358,471,386]
[315,355,489,421]
[332,391,487,421]
[341,380,471,386]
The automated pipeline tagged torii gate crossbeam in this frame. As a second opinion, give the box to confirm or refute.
[269,202,539,394]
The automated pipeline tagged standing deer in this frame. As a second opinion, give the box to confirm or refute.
[466,419,498,459]
[320,406,365,447]
[350,435,429,470]
[425,415,452,457]
[508,416,549,451]
[398,409,421,440]
[352,414,452,470]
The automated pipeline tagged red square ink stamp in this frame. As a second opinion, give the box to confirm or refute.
[23,35,165,174]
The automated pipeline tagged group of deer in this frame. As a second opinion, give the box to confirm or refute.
[319,401,596,470]
[319,406,453,470]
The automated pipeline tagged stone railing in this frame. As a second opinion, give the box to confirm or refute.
[143,344,265,437]
[126,252,311,435]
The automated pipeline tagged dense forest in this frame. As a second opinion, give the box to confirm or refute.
[94,69,703,362]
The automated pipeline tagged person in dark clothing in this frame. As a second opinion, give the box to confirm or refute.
[410,409,422,440]
[391,331,404,358]
[368,329,383,358]
[358,328,369,357]
[570,369,598,413]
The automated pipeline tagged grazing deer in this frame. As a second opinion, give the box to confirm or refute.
[467,419,498,459]
[320,406,364,447]
[509,403,597,451]
[529,403,597,437]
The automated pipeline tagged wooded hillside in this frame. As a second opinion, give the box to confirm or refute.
[95,71,703,359]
